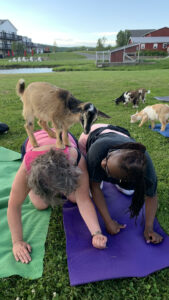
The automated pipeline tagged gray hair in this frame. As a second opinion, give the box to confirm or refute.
[27,149,81,207]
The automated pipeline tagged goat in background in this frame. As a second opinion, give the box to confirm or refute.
[16,79,110,149]
[114,88,150,108]
[130,103,169,131]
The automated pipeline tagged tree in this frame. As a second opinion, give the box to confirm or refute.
[53,40,58,52]
[116,30,131,47]
[11,42,25,56]
[96,36,107,50]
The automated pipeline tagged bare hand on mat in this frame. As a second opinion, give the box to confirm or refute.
[13,241,32,263]
[106,219,126,235]
[92,234,107,249]
[144,229,163,244]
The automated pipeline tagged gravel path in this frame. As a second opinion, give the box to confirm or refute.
[77,52,96,60]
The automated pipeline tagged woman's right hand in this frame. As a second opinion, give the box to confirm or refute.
[92,234,107,249]
[13,241,32,264]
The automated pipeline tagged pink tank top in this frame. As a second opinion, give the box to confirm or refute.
[24,130,77,172]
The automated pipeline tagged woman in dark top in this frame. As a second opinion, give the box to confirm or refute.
[79,123,163,244]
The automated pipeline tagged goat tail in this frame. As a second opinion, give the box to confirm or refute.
[16,79,25,99]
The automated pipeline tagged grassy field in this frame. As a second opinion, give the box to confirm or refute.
[0,51,169,72]
[0,52,90,69]
[0,67,169,299]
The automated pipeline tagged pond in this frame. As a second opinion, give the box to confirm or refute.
[0,68,53,74]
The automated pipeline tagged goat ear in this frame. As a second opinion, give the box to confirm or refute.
[97,110,111,119]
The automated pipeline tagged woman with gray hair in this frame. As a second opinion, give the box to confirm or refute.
[7,130,107,264]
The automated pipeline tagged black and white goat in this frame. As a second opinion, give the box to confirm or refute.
[114,92,131,105]
[16,79,110,149]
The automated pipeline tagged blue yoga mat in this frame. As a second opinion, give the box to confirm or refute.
[154,96,169,102]
[63,182,169,286]
[149,123,169,137]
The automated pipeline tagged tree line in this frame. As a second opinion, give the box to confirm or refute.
[10,30,130,55]
[52,30,131,52]
[95,30,131,51]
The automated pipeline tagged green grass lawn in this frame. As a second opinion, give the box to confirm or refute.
[0,52,90,69]
[0,51,169,72]
[0,69,169,299]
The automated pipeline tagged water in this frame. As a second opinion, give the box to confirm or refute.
[0,68,53,74]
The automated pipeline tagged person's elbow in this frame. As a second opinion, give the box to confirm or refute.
[8,187,22,213]
[90,181,102,194]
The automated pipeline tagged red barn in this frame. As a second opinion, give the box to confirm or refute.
[128,27,169,51]
[110,44,139,63]
[145,27,169,37]
[110,27,169,63]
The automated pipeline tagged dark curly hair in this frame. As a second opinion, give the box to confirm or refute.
[27,149,81,207]
[109,142,147,218]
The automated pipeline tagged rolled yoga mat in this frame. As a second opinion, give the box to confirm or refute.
[154,96,169,102]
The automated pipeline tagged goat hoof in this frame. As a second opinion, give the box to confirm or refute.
[49,132,56,138]
[65,142,71,146]
[56,144,66,149]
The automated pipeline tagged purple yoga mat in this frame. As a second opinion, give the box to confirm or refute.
[63,182,169,286]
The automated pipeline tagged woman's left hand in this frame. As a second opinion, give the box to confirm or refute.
[144,229,163,244]
[92,234,107,249]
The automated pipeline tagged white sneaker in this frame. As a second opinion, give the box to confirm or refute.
[100,181,103,189]
[115,184,134,196]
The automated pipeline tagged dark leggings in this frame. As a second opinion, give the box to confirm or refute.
[21,138,29,161]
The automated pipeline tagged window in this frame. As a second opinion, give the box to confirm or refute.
[163,43,168,49]
[153,43,158,49]
[141,44,145,49]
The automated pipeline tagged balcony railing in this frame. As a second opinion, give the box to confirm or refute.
[0,32,28,42]
[0,42,11,50]
[0,32,48,52]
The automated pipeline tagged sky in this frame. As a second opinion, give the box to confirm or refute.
[1,0,169,47]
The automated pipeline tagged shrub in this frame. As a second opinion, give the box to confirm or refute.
[139,50,167,56]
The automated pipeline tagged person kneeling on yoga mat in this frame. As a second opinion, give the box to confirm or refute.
[78,123,163,244]
[7,130,107,264]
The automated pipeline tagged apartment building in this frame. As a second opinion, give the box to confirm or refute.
[0,19,34,57]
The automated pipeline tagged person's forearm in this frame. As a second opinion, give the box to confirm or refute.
[91,184,112,225]
[145,195,158,230]
[7,205,23,244]
[76,197,102,235]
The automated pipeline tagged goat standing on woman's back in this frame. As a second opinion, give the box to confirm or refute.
[16,79,110,149]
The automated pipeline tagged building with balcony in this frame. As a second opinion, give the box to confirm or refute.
[0,19,35,57]
[0,19,52,58]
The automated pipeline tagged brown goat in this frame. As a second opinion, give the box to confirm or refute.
[16,79,110,149]
[126,88,151,107]
[115,88,150,108]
